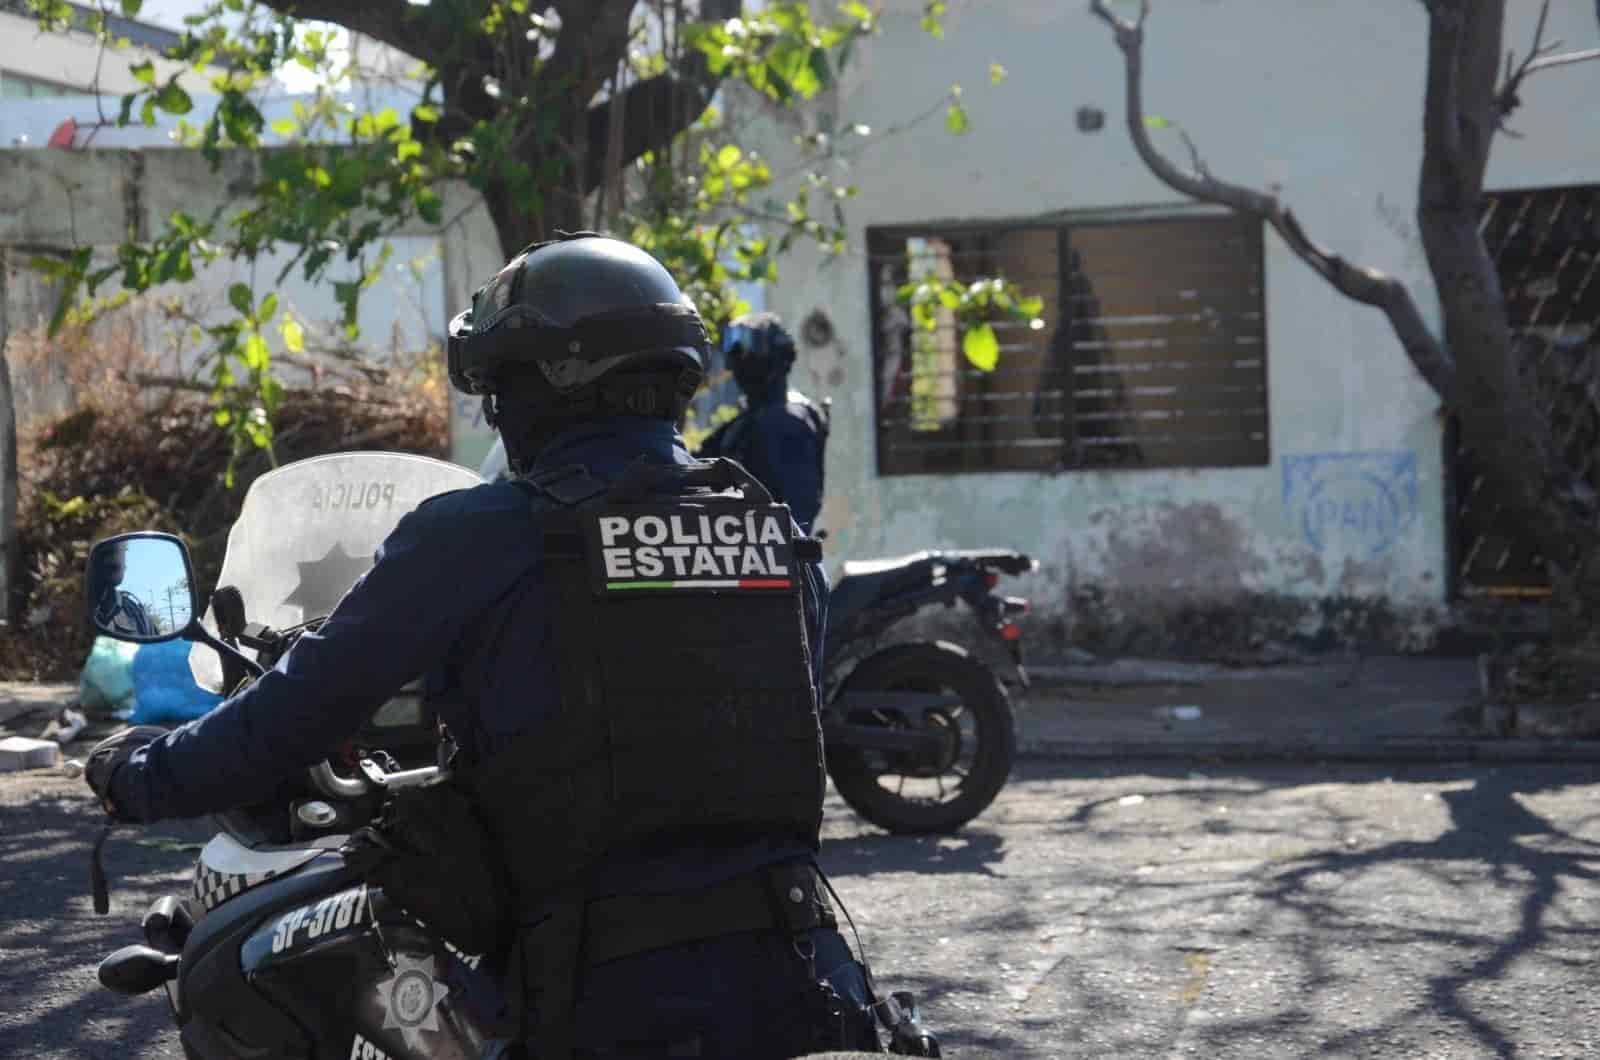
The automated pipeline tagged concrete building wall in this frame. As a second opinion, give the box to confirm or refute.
[0,147,505,439]
[0,7,206,101]
[720,0,1600,652]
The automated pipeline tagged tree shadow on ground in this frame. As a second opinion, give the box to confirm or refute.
[1024,758,1600,1058]
[1257,767,1600,1059]
[0,778,205,1059]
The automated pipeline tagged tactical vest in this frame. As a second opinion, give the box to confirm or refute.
[711,389,831,498]
[463,456,826,912]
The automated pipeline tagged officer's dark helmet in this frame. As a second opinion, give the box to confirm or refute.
[721,311,796,396]
[447,232,709,470]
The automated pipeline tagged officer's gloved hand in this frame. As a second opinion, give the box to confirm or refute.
[85,725,168,822]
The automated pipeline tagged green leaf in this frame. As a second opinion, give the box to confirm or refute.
[396,139,422,161]
[1144,115,1172,129]
[304,245,332,277]
[333,280,361,330]
[716,144,742,169]
[269,117,296,137]
[990,63,1007,85]
[415,187,442,225]
[281,314,304,354]
[152,247,182,284]
[139,96,157,126]
[945,101,969,135]
[962,323,1000,372]
[228,282,252,316]
[807,47,832,91]
[242,331,270,371]
[412,104,439,123]
[155,81,193,116]
[130,60,156,86]
[258,292,278,321]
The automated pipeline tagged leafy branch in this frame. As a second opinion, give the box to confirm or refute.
[898,276,1044,373]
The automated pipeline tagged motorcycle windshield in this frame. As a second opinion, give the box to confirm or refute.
[190,452,484,692]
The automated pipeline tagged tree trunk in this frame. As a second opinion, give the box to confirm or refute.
[1090,0,1600,669]
[1417,1,1600,661]
[482,161,590,261]
[0,252,18,626]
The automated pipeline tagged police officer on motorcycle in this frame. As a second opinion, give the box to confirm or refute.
[89,540,156,638]
[83,234,907,1058]
[694,313,829,535]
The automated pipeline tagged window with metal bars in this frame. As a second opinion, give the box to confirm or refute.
[866,214,1269,475]
[1450,183,1600,597]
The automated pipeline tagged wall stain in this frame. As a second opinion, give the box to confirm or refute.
[1099,501,1270,594]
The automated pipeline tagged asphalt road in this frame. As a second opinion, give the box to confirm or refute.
[5,760,1600,1058]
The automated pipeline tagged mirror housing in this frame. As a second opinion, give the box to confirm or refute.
[85,532,200,644]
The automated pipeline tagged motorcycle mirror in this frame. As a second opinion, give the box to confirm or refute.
[85,533,200,645]
[97,944,180,996]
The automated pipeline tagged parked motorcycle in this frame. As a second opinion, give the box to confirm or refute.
[820,550,1033,836]
[83,451,941,1059]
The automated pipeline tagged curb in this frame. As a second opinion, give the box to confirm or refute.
[1015,736,1600,764]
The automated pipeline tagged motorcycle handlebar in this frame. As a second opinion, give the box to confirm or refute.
[356,757,447,791]
[307,757,448,802]
[307,761,370,801]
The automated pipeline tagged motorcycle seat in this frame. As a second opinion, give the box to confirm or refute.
[194,832,348,913]
[831,552,942,622]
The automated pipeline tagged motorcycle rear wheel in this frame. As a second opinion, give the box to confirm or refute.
[827,641,1014,835]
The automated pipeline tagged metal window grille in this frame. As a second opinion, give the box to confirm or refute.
[866,214,1269,475]
[1450,183,1600,597]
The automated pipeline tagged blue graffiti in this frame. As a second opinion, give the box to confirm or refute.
[1282,451,1418,559]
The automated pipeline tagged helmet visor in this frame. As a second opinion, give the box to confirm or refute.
[721,322,770,363]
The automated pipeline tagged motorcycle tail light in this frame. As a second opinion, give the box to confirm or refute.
[1000,622,1022,641]
[984,572,1000,589]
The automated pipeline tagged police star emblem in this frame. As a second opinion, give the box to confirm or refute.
[281,542,371,618]
[375,953,450,1050]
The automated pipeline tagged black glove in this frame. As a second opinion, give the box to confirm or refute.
[85,725,168,822]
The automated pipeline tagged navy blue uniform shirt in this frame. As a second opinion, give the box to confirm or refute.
[111,417,827,894]
[697,393,825,534]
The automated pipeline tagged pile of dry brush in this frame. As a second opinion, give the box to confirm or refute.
[3,371,450,682]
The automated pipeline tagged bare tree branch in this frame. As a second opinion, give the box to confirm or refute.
[1495,0,1559,127]
[1089,0,1458,399]
[1501,38,1600,126]
[1525,46,1600,73]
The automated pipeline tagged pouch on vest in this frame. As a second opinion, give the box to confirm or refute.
[342,779,512,957]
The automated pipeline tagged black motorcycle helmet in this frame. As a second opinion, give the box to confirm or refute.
[447,233,709,470]
[721,312,796,397]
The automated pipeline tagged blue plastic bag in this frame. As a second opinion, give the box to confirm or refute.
[129,639,225,725]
